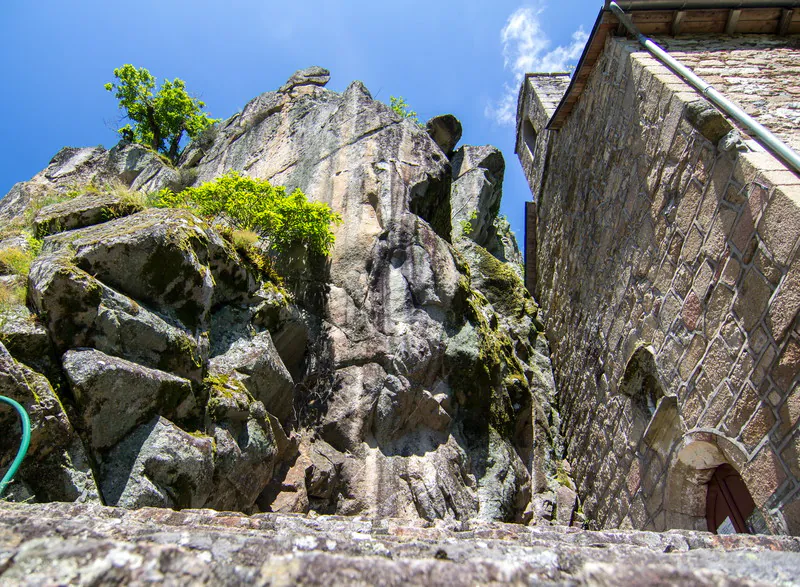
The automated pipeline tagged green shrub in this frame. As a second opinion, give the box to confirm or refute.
[0,239,40,277]
[151,171,342,256]
[0,282,26,309]
[390,96,420,125]
[460,210,478,237]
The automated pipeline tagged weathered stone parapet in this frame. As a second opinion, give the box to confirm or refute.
[1,501,799,585]
[519,32,800,536]
[647,36,800,153]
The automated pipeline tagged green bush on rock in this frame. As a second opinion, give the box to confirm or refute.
[390,96,420,125]
[151,171,342,256]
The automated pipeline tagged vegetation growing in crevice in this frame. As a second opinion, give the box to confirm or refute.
[460,210,478,238]
[390,96,420,125]
[151,171,342,257]
[0,235,43,317]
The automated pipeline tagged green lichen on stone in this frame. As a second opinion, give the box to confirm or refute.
[471,245,536,319]
[175,333,202,369]
[445,268,528,441]
[555,463,575,490]
[204,373,253,423]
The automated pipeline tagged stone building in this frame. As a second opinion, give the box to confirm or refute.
[516,0,800,535]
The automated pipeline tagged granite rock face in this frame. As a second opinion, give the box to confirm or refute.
[0,68,563,526]
[1,501,799,586]
[0,142,171,225]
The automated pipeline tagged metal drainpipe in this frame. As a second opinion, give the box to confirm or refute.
[609,1,800,176]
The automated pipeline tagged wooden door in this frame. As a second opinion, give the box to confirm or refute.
[706,464,757,534]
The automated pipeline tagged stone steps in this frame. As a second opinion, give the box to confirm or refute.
[1,502,798,585]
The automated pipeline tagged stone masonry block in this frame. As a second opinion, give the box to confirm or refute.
[734,268,773,333]
[758,185,800,267]
[732,206,756,256]
[682,292,702,332]
[780,429,800,482]
[692,261,715,300]
[772,337,800,393]
[783,495,800,535]
[671,264,692,299]
[704,284,734,339]
[659,293,682,330]
[698,382,733,429]
[679,333,706,380]
[728,351,755,394]
[704,206,737,263]
[676,181,704,235]
[753,247,782,285]
[681,226,704,264]
[720,256,741,287]
[780,383,800,432]
[753,344,778,388]
[724,384,759,438]
[768,254,800,343]
[741,403,777,450]
[743,445,787,505]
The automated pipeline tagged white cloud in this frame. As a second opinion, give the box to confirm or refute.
[486,5,589,126]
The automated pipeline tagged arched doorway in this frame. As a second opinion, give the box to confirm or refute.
[706,463,764,534]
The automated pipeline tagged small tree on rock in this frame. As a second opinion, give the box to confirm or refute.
[105,64,219,164]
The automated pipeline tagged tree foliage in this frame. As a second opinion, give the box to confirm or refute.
[152,172,342,256]
[390,96,420,124]
[105,64,219,164]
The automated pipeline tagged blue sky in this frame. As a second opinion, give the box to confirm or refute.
[1,0,602,244]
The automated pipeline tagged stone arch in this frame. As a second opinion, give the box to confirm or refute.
[663,430,767,532]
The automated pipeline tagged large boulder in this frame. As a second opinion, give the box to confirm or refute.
[204,376,280,512]
[450,145,505,248]
[62,348,196,450]
[99,416,214,509]
[278,65,331,93]
[32,191,143,237]
[208,331,294,423]
[0,142,171,224]
[425,114,462,156]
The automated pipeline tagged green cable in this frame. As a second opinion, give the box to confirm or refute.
[0,395,31,498]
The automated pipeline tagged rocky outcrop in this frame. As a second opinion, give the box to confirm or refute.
[63,349,196,450]
[0,68,566,526]
[2,501,800,586]
[32,191,143,237]
[426,114,462,156]
[0,142,172,225]
[450,145,505,249]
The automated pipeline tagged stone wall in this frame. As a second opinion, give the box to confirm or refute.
[518,34,800,535]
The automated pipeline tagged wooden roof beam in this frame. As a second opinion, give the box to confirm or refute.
[725,9,741,33]
[779,9,794,34]
[671,10,686,35]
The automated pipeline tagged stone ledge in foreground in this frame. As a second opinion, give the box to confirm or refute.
[0,502,799,585]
